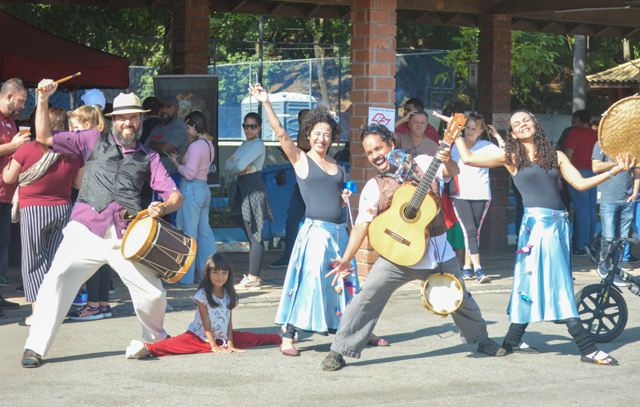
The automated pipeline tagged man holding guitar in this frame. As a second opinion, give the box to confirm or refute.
[321,121,505,371]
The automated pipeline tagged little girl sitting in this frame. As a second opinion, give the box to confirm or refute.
[125,253,281,358]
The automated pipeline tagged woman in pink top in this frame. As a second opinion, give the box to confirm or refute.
[2,108,82,325]
[168,111,216,285]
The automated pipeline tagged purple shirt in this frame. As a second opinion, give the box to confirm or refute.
[52,129,178,238]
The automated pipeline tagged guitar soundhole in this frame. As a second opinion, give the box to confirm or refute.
[400,203,420,223]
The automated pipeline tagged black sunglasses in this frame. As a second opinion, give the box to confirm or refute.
[242,123,259,130]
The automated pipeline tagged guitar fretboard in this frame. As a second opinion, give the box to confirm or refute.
[404,142,450,218]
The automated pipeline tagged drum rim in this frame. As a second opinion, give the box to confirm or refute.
[420,272,463,316]
[121,214,159,261]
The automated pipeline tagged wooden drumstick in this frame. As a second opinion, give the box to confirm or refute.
[36,72,82,92]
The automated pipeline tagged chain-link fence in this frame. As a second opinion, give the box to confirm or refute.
[21,51,455,139]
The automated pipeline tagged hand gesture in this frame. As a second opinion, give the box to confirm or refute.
[36,79,58,99]
[248,83,269,104]
[225,344,245,353]
[163,144,177,155]
[627,193,638,203]
[147,201,166,218]
[435,142,452,163]
[432,111,452,124]
[341,188,352,204]
[210,344,231,354]
[167,152,180,167]
[325,256,353,286]
[612,153,636,174]
[11,132,30,149]
[485,124,505,148]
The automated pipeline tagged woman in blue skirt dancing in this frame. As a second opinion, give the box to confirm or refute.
[452,109,634,366]
[249,84,385,356]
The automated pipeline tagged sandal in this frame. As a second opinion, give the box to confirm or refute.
[367,335,390,347]
[280,338,300,357]
[513,342,539,354]
[581,351,619,366]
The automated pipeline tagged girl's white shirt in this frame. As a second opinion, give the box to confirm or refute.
[187,288,231,343]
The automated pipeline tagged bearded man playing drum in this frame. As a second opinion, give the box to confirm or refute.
[21,79,183,368]
[321,124,504,371]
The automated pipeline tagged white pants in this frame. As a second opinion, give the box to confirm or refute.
[25,221,168,356]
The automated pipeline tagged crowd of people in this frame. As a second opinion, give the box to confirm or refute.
[0,76,635,371]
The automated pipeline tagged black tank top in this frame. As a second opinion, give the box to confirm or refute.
[297,155,345,224]
[512,164,565,210]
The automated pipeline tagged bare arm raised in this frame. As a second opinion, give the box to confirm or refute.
[558,151,635,191]
[34,79,57,147]
[248,84,302,164]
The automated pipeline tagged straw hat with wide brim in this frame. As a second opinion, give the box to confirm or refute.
[105,92,150,116]
[599,95,640,159]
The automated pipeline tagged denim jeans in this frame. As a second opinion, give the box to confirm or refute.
[600,202,636,242]
[0,203,12,277]
[569,169,597,250]
[176,179,216,284]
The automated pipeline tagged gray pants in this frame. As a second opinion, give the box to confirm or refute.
[331,256,489,358]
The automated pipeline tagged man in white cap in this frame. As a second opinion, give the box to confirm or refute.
[21,79,183,368]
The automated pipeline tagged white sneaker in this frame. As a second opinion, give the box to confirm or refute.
[233,274,262,291]
[125,340,148,359]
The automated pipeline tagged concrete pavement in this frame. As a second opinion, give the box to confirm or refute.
[1,249,639,406]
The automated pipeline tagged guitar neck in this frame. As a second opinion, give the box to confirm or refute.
[408,141,450,208]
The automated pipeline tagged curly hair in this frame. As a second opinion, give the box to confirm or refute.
[504,109,558,171]
[360,123,395,145]
[299,107,340,143]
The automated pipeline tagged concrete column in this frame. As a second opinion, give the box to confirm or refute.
[572,35,587,111]
[478,14,511,249]
[171,0,210,74]
[350,0,397,277]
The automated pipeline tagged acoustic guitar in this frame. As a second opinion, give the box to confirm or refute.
[368,113,468,266]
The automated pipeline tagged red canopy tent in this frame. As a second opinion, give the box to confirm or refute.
[0,11,129,89]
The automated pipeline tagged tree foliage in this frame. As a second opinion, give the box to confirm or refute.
[2,3,171,68]
[3,3,638,113]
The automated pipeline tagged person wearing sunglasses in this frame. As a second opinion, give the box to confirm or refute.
[225,112,272,292]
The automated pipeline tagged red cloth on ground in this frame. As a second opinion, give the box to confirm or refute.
[563,127,598,170]
[146,330,282,357]
[13,141,82,208]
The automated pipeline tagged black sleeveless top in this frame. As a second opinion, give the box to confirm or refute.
[512,164,564,210]
[296,155,345,224]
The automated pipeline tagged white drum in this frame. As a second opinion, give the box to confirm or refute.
[121,212,197,283]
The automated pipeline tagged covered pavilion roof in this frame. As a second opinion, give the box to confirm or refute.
[17,0,640,39]
[587,58,640,88]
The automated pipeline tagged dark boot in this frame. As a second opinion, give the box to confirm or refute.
[321,351,345,371]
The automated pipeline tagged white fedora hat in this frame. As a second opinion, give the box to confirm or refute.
[105,92,150,116]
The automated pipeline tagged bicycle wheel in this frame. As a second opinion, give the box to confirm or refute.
[576,284,628,343]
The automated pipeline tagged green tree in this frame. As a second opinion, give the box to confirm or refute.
[3,3,170,68]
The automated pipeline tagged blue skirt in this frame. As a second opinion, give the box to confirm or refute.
[275,218,360,334]
[507,208,579,323]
